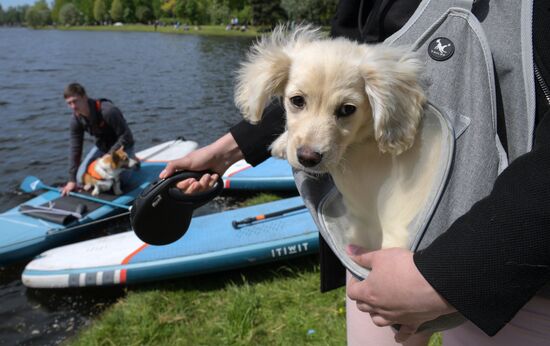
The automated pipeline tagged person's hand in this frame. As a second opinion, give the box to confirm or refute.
[346,246,456,343]
[61,181,77,196]
[159,133,243,194]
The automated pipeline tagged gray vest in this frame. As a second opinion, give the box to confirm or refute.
[293,0,539,332]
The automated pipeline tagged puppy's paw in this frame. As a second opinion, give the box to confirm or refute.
[270,131,288,159]
[83,183,92,191]
[91,188,100,196]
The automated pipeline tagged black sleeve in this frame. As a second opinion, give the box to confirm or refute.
[229,99,286,166]
[414,109,550,336]
[102,104,135,153]
[68,116,84,182]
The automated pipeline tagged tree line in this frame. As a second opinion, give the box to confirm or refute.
[0,0,338,28]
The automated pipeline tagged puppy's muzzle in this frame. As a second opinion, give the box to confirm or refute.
[297,146,323,167]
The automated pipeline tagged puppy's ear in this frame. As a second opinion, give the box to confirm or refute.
[361,45,426,155]
[235,29,291,123]
[235,25,322,123]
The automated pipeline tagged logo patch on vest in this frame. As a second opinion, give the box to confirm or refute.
[428,37,454,61]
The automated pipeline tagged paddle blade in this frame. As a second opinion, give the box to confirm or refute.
[20,176,44,193]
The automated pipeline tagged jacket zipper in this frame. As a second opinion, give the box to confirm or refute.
[534,63,550,107]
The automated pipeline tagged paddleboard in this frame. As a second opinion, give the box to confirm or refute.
[141,139,296,191]
[22,197,318,288]
[0,139,197,266]
[223,158,296,191]
[137,138,198,162]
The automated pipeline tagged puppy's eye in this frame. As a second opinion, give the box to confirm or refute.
[290,96,305,109]
[336,104,356,118]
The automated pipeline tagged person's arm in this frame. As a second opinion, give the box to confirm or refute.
[160,99,286,193]
[413,108,550,336]
[68,116,84,182]
[63,116,84,195]
[102,104,134,153]
[229,98,286,166]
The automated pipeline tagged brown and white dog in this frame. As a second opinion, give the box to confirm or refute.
[235,26,442,251]
[83,146,133,196]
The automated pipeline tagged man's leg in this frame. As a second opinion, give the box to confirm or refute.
[76,146,104,185]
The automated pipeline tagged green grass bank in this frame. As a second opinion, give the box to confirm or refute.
[56,24,260,37]
[67,194,442,345]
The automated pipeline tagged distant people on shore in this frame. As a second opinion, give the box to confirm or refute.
[226,18,247,32]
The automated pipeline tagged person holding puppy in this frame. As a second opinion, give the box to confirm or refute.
[161,0,550,345]
[61,83,139,196]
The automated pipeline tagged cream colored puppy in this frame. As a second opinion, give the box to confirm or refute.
[235,26,442,251]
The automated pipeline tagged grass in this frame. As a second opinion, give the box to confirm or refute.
[70,257,347,345]
[54,24,260,37]
[67,193,442,345]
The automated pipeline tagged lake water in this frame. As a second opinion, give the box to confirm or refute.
[0,27,253,345]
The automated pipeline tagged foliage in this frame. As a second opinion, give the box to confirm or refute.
[249,0,286,26]
[110,0,123,22]
[73,0,94,24]
[281,0,338,26]
[93,0,108,23]
[2,0,339,27]
[135,5,152,23]
[1,5,29,25]
[151,0,161,19]
[51,0,70,23]
[25,0,51,27]
[207,0,230,25]
[58,3,81,25]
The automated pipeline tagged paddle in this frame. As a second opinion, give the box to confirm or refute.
[20,176,131,210]
[231,205,307,229]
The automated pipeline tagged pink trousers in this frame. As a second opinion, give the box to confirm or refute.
[346,271,550,345]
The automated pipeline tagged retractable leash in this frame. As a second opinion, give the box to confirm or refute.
[231,205,307,229]
[130,171,223,245]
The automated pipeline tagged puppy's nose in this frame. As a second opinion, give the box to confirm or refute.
[297,147,322,167]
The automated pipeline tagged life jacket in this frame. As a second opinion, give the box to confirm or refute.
[86,159,104,180]
[294,0,536,333]
[74,98,111,133]
[94,98,111,129]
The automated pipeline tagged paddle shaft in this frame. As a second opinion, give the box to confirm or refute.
[40,183,130,210]
[232,205,307,229]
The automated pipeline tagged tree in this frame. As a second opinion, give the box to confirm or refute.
[110,0,123,21]
[25,0,51,27]
[161,0,177,17]
[249,0,286,26]
[59,3,80,25]
[135,5,151,23]
[94,0,108,23]
[281,0,337,25]
[151,0,161,19]
[51,0,70,24]
[73,0,94,24]
[207,0,230,25]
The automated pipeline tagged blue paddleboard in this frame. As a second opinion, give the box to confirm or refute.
[22,197,318,288]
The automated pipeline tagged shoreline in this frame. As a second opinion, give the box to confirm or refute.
[49,24,260,37]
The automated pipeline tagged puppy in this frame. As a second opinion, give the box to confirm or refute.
[235,26,440,251]
[83,146,132,196]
